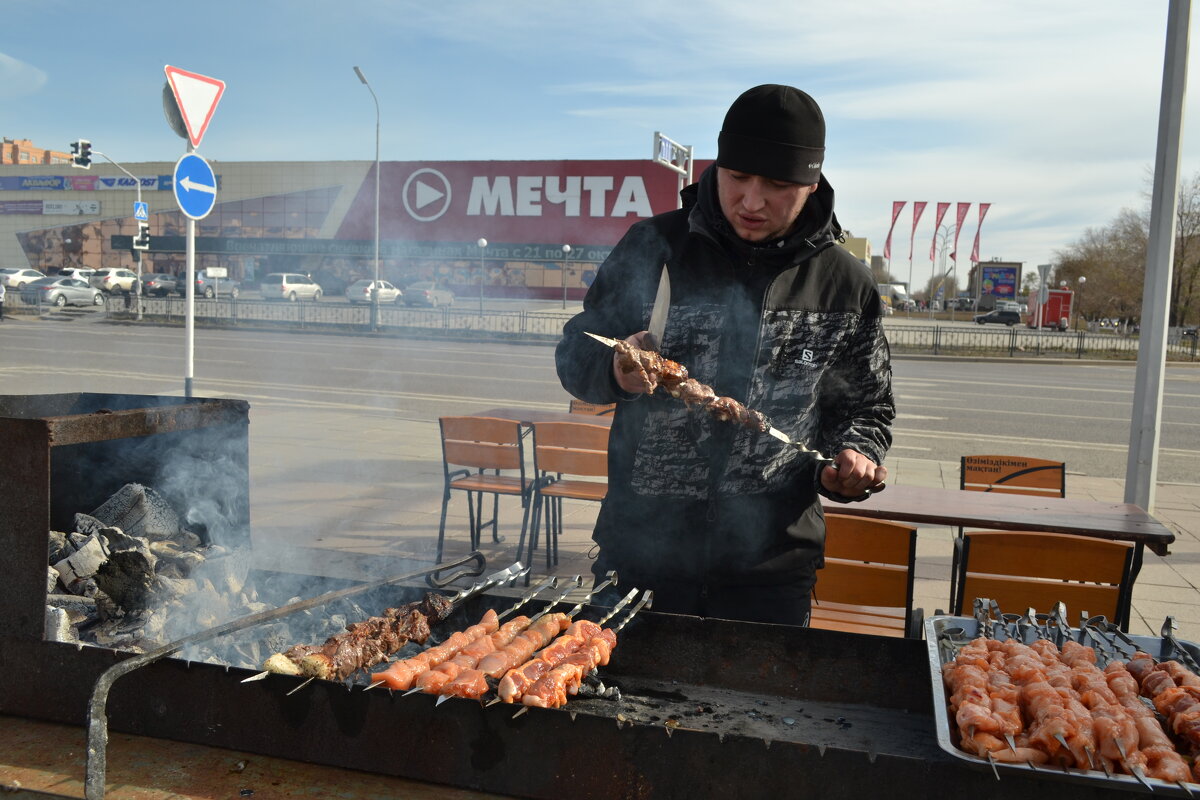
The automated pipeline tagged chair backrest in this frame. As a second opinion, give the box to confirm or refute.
[811,514,921,638]
[568,398,617,416]
[960,455,1066,497]
[439,416,524,472]
[531,421,609,478]
[953,530,1134,622]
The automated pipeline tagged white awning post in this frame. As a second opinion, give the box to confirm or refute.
[1125,0,1191,512]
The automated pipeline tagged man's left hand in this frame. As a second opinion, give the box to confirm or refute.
[819,449,887,501]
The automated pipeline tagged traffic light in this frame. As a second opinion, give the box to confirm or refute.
[70,139,92,169]
[132,223,150,251]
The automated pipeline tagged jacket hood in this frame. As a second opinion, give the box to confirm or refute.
[687,163,843,257]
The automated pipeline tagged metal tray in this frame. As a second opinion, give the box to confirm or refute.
[925,614,1200,796]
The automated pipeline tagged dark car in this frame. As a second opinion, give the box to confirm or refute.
[403,281,454,308]
[140,273,177,296]
[973,309,1022,326]
[178,269,240,299]
[20,277,104,308]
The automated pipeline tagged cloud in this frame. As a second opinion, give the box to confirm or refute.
[0,52,47,100]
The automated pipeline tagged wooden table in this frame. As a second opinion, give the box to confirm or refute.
[472,406,614,428]
[822,484,1176,630]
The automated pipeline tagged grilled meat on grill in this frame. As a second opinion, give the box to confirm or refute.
[498,619,602,704]
[264,592,452,680]
[613,340,769,433]
[522,628,617,709]
[371,608,500,690]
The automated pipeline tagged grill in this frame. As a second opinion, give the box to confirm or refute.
[0,393,1152,799]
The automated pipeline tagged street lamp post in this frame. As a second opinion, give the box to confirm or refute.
[560,244,571,309]
[353,66,381,331]
[476,238,487,315]
[1077,275,1087,331]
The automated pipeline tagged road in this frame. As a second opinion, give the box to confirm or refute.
[1,315,1197,483]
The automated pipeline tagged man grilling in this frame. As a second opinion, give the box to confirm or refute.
[555,84,894,626]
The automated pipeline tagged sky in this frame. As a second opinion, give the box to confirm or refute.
[5,0,1200,295]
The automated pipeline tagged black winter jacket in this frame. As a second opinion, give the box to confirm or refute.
[555,165,894,587]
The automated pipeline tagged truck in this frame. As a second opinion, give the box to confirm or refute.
[877,283,914,311]
[1027,287,1073,331]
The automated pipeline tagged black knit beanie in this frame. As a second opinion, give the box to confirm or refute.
[717,84,825,185]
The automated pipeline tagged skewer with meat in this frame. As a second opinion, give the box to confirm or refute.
[497,619,604,704]
[473,612,573,680]
[370,608,500,690]
[261,592,452,679]
[411,613,533,695]
[516,592,650,710]
[1104,660,1194,783]
[521,628,618,708]
[605,337,769,433]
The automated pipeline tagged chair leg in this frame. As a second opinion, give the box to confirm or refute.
[516,482,537,581]
[491,492,503,543]
[435,485,452,564]
[543,496,554,571]
[525,491,544,587]
[467,492,479,549]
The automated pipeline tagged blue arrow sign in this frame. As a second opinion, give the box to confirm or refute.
[133,201,149,221]
[173,153,217,220]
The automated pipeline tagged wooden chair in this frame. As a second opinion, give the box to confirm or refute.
[568,398,617,416]
[519,420,609,585]
[960,455,1066,498]
[950,530,1135,629]
[809,514,923,639]
[436,416,532,563]
[952,455,1068,610]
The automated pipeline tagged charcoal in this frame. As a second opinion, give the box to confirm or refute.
[102,526,157,572]
[48,531,70,564]
[46,566,60,594]
[74,513,107,538]
[45,606,73,642]
[47,593,98,614]
[94,549,155,611]
[90,483,183,543]
[53,533,109,590]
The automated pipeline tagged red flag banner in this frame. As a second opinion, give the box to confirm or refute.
[970,203,992,263]
[930,202,950,262]
[951,202,970,262]
[883,201,906,261]
[908,201,927,261]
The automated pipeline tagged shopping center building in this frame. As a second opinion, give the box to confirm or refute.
[1,152,722,300]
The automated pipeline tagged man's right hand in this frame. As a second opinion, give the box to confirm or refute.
[613,330,656,394]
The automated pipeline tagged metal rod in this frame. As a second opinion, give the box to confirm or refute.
[84,551,485,800]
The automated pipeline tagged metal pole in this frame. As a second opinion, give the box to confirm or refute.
[477,238,487,315]
[93,151,144,320]
[184,143,195,399]
[354,67,381,331]
[561,244,571,309]
[1126,0,1190,512]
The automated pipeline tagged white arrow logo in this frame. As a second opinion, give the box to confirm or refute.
[180,176,216,195]
[414,180,444,209]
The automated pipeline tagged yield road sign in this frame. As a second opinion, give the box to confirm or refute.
[174,153,217,220]
[164,66,225,149]
[133,201,149,221]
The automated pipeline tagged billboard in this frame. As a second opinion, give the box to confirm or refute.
[981,264,1018,299]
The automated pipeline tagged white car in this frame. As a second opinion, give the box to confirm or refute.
[260,272,323,302]
[345,280,402,304]
[90,268,139,294]
[58,267,97,283]
[1,268,47,289]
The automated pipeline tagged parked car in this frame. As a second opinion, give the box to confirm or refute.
[403,282,454,308]
[1,268,46,289]
[178,269,241,299]
[140,273,178,297]
[20,277,104,308]
[973,309,1022,326]
[345,279,402,304]
[89,268,139,294]
[260,272,322,302]
[58,267,97,283]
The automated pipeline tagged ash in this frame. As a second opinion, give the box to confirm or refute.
[43,482,359,669]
